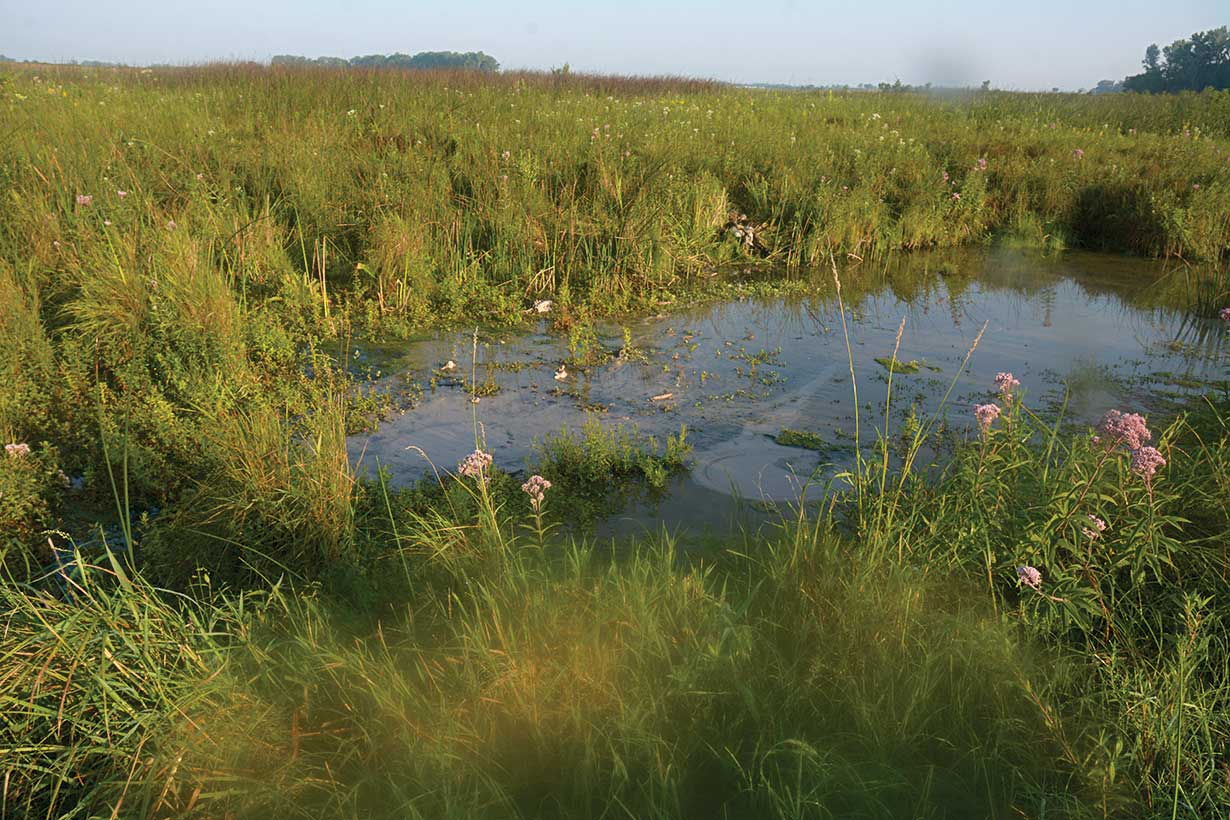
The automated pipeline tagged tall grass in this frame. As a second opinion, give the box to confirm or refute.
[3,375,1228,817]
[2,63,1229,817]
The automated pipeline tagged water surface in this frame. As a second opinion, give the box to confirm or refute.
[348,248,1227,534]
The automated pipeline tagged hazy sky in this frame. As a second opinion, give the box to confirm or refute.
[1,1,1225,89]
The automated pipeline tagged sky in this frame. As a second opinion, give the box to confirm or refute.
[0,1,1225,90]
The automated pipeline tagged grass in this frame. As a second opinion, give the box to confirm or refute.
[1,63,1229,818]
[4,386,1228,817]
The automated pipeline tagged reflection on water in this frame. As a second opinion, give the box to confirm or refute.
[348,248,1228,535]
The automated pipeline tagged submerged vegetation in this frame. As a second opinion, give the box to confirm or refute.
[1,63,1230,817]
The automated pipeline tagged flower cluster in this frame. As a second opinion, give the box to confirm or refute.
[1095,410,1151,450]
[974,403,1001,435]
[76,194,92,206]
[1096,410,1167,491]
[1130,446,1167,488]
[1220,307,1230,327]
[458,449,493,482]
[994,371,1020,400]
[1082,514,1106,540]
[1072,148,1085,159]
[521,474,552,511]
[5,442,31,457]
[1017,565,1042,591]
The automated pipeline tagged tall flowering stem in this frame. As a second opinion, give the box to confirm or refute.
[994,372,1020,402]
[458,449,493,484]
[521,474,552,547]
[458,449,502,547]
[974,403,1001,438]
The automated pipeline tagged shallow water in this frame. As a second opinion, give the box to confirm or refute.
[348,248,1227,535]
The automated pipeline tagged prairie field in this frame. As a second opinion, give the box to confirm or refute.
[1,63,1229,819]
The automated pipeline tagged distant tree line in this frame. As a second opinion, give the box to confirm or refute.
[271,51,499,73]
[1122,26,1230,93]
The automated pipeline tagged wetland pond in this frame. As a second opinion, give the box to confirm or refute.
[348,248,1227,536]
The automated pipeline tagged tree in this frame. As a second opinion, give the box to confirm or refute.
[1124,27,1230,93]
[272,51,499,73]
[1143,44,1160,71]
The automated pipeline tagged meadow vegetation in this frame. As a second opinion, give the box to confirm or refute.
[1,63,1229,817]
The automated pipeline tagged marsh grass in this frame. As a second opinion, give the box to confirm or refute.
[2,63,1230,818]
[3,365,1228,817]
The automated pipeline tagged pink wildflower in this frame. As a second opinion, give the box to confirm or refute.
[951,192,961,200]
[974,403,1001,435]
[976,157,988,171]
[1017,565,1042,591]
[458,449,493,482]
[1072,148,1084,159]
[116,189,128,198]
[1082,514,1106,540]
[1097,410,1151,451]
[994,372,1020,400]
[76,194,93,206]
[5,442,31,457]
[165,220,176,231]
[1130,446,1166,487]
[521,474,552,512]
[1219,307,1230,326]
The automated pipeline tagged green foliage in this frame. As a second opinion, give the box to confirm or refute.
[272,50,500,72]
[2,389,1229,816]
[774,428,828,450]
[0,442,65,564]
[533,418,691,492]
[1124,27,1230,93]
[1,62,1229,818]
[873,355,923,374]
